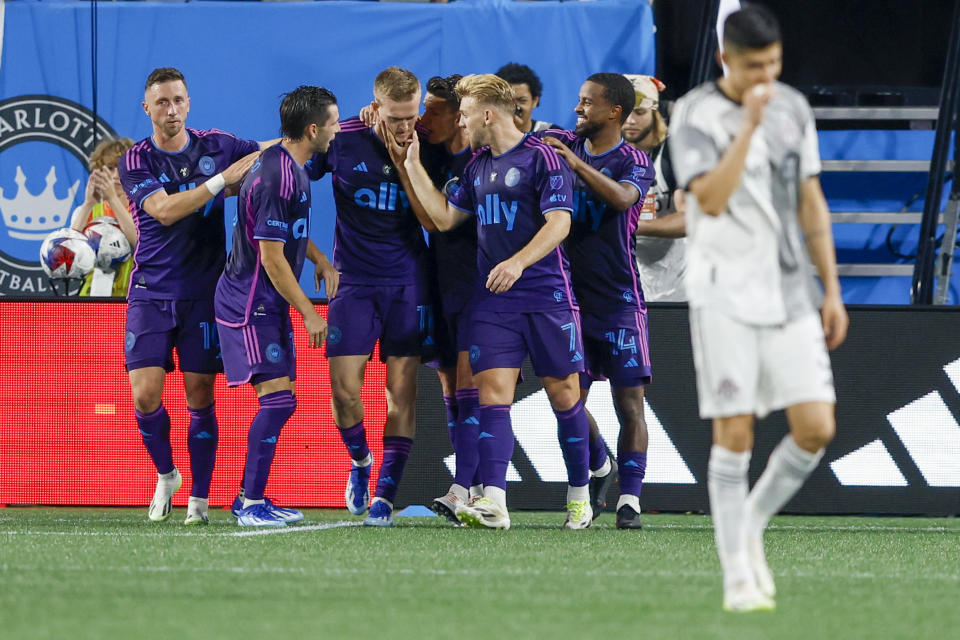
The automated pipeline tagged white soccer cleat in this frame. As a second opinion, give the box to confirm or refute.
[563,500,593,530]
[455,497,511,530]
[746,532,776,598]
[431,491,466,524]
[184,496,209,526]
[722,580,776,613]
[148,468,182,522]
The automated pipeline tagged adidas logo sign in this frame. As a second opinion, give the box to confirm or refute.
[353,162,368,172]
[624,357,639,368]
[570,351,583,363]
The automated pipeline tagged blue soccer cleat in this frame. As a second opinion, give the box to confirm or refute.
[236,502,287,527]
[362,498,393,527]
[345,459,372,516]
[231,495,303,523]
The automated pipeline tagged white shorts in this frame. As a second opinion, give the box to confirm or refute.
[689,308,836,419]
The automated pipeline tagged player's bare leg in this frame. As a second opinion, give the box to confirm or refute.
[612,384,648,528]
[543,373,593,529]
[743,401,835,598]
[331,354,373,515]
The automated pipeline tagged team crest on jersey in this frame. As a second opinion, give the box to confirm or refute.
[549,175,563,190]
[0,94,117,295]
[198,156,215,176]
[553,289,564,303]
[504,167,520,188]
[125,332,136,351]
[265,343,284,363]
[469,345,481,363]
[327,325,342,345]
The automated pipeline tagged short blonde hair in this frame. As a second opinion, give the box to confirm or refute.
[374,66,420,103]
[455,74,515,114]
[89,137,135,171]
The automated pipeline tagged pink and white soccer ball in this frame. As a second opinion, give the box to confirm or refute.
[39,228,96,279]
[85,220,131,270]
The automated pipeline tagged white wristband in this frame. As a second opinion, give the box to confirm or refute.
[204,173,226,196]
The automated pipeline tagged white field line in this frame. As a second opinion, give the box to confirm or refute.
[0,520,363,538]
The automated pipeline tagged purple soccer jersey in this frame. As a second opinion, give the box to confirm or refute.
[305,117,426,286]
[539,130,655,313]
[447,134,577,312]
[119,128,259,301]
[215,145,312,327]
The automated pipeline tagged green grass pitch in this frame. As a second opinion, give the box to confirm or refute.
[1,508,958,639]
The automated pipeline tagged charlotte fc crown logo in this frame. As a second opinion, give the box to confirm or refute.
[0,166,79,240]
[0,95,116,295]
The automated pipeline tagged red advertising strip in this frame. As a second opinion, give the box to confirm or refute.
[0,302,387,507]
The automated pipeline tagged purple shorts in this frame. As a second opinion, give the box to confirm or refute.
[125,299,223,374]
[468,307,585,378]
[579,309,652,388]
[326,283,430,362]
[425,294,473,369]
[217,312,296,387]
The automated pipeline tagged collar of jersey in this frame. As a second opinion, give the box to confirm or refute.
[583,137,626,159]
[491,133,529,159]
[150,131,193,155]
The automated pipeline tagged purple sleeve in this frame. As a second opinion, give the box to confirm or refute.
[536,128,577,146]
[118,147,164,209]
[206,129,259,161]
[535,148,574,215]
[252,159,293,243]
[616,148,656,203]
[447,162,475,214]
[304,151,333,181]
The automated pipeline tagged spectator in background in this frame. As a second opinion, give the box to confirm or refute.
[624,74,688,302]
[70,137,138,297]
[496,62,555,133]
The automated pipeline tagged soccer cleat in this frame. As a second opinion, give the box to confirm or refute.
[722,581,776,613]
[363,498,394,527]
[746,532,776,598]
[456,497,511,530]
[236,503,287,527]
[345,458,372,516]
[615,504,643,530]
[588,456,618,520]
[231,495,303,523]
[431,491,466,524]
[148,468,182,522]
[184,496,209,526]
[563,500,593,530]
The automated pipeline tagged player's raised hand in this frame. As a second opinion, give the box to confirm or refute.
[486,257,524,294]
[821,292,848,350]
[359,102,379,128]
[404,130,422,171]
[743,83,774,127]
[542,136,577,166]
[378,119,409,171]
[303,310,328,349]
[222,150,261,185]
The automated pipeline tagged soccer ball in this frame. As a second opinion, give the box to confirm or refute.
[39,228,96,279]
[85,220,132,270]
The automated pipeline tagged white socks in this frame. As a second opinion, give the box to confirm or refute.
[592,456,612,478]
[567,484,589,503]
[745,435,824,538]
[617,494,641,513]
[449,483,469,502]
[707,444,752,588]
[484,486,507,509]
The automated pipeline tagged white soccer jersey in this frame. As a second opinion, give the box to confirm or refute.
[670,81,822,325]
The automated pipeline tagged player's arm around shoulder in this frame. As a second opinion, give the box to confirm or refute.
[798,176,848,350]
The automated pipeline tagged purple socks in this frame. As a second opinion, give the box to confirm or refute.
[242,391,297,501]
[453,388,480,489]
[136,404,174,475]
[338,420,371,463]
[555,401,591,487]
[187,403,218,499]
[589,430,609,473]
[618,451,647,498]
[374,436,414,503]
[443,395,458,451]
[477,404,514,491]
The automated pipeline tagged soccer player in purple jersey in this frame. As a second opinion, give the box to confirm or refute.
[402,74,593,530]
[378,74,484,521]
[119,67,268,525]
[215,86,340,527]
[539,74,656,529]
[304,67,430,527]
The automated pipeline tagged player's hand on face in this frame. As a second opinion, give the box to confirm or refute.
[821,292,848,350]
[223,150,261,185]
[486,257,524,294]
[541,137,576,166]
[743,83,774,128]
[403,131,421,172]
[378,119,409,170]
[359,102,379,128]
[304,311,327,348]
